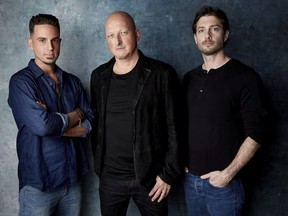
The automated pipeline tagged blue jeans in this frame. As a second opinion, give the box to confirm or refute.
[19,183,82,216]
[99,177,168,216]
[184,172,245,216]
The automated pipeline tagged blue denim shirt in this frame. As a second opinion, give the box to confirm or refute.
[8,60,95,192]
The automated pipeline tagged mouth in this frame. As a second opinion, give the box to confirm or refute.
[115,46,125,50]
[204,39,213,43]
[45,54,55,58]
[202,41,214,47]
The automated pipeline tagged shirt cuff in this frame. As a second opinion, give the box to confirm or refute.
[56,112,68,134]
[81,119,92,137]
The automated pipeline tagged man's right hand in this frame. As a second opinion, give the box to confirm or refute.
[67,108,85,129]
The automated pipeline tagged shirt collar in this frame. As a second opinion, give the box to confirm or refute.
[28,59,63,79]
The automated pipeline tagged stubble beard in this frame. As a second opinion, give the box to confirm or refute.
[198,42,224,56]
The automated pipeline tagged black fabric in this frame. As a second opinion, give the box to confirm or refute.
[90,50,182,187]
[102,65,138,180]
[99,177,168,216]
[183,59,267,176]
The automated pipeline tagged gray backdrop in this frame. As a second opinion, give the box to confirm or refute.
[1,0,288,215]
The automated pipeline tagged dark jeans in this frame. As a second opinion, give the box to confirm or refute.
[99,177,168,216]
[183,172,245,216]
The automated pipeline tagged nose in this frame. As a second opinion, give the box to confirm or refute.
[46,40,54,50]
[205,30,212,39]
[115,34,122,45]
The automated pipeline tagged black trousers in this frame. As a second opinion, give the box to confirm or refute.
[99,177,168,216]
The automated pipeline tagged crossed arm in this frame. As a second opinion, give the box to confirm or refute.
[36,100,88,137]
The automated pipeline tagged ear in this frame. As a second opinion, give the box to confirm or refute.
[224,30,229,42]
[194,34,198,44]
[27,38,33,50]
[135,28,140,42]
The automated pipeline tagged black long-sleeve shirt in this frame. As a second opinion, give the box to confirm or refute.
[183,59,266,176]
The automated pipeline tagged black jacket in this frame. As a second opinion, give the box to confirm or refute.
[90,50,181,187]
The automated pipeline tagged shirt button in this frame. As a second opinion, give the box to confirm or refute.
[200,89,203,93]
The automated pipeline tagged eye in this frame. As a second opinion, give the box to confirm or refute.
[52,38,61,44]
[52,38,61,45]
[38,38,46,43]
[197,29,204,34]
[212,27,220,32]
[107,34,114,39]
[120,31,128,36]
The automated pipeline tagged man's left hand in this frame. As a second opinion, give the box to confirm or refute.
[201,170,231,188]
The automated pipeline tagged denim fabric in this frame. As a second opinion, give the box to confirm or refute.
[184,172,245,216]
[19,183,82,216]
[8,60,94,192]
[99,178,168,216]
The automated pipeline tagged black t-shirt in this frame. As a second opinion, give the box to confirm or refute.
[102,62,139,180]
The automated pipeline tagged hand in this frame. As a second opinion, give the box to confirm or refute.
[148,176,171,202]
[63,125,88,137]
[74,108,85,120]
[36,100,47,111]
[67,108,85,129]
[200,170,231,188]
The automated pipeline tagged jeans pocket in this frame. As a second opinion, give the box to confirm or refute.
[205,180,235,200]
[206,180,230,189]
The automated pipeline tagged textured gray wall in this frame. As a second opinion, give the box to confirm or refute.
[1,0,288,216]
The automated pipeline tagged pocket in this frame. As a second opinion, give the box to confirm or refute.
[207,180,230,189]
[205,179,237,200]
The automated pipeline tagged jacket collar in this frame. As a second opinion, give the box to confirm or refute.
[99,58,115,77]
[99,49,151,76]
[98,50,152,108]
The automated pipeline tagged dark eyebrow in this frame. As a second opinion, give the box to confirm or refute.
[197,24,221,30]
[36,37,60,40]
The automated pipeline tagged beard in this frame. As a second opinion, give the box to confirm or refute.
[198,40,224,56]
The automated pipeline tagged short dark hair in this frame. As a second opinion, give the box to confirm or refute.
[192,6,229,34]
[29,14,60,35]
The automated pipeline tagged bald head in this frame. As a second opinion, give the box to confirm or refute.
[105,11,137,31]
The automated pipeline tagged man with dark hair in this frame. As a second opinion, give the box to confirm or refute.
[90,11,181,216]
[183,6,266,216]
[8,14,94,216]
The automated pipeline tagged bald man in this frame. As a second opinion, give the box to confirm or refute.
[90,11,181,216]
